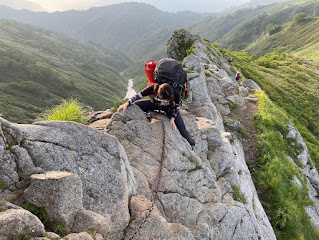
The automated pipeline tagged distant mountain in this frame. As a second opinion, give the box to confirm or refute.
[0,2,214,60]
[190,0,319,51]
[225,0,287,13]
[0,0,45,11]
[0,19,133,123]
[245,15,319,60]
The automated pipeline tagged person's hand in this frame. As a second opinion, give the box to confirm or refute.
[117,102,129,113]
[170,118,177,131]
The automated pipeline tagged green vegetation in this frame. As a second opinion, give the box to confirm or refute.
[205,70,212,76]
[52,222,69,237]
[40,99,88,124]
[14,236,32,240]
[231,52,319,166]
[22,203,50,225]
[190,0,319,54]
[0,180,7,191]
[0,19,132,123]
[246,16,319,60]
[86,230,97,239]
[230,135,237,143]
[231,185,246,204]
[237,126,246,137]
[252,91,319,240]
[187,155,201,172]
[229,102,239,112]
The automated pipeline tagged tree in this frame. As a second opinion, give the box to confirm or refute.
[292,13,307,24]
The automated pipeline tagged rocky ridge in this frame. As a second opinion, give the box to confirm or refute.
[0,30,282,239]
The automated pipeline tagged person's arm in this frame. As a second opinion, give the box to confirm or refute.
[117,84,155,113]
[167,104,181,130]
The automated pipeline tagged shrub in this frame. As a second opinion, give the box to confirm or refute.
[40,98,88,124]
[22,203,49,225]
[52,222,69,237]
[237,126,246,136]
[229,102,239,111]
[293,13,307,24]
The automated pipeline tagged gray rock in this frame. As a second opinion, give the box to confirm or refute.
[46,232,60,238]
[184,55,202,74]
[286,122,297,139]
[62,232,93,240]
[0,209,45,240]
[31,238,51,240]
[126,195,195,240]
[11,145,44,177]
[239,87,249,97]
[166,29,198,61]
[225,119,241,130]
[291,175,303,189]
[24,171,83,228]
[17,121,136,233]
[72,209,109,235]
[0,150,20,188]
[95,233,104,240]
[241,79,261,90]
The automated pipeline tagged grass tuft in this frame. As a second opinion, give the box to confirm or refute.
[40,98,88,124]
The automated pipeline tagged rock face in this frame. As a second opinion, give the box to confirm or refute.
[24,171,83,227]
[0,30,278,239]
[284,123,319,229]
[0,119,136,234]
[0,209,45,240]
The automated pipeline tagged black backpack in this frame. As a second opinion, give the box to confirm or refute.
[154,58,187,104]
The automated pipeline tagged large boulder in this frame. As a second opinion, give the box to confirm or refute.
[0,209,45,240]
[105,104,276,239]
[24,171,83,227]
[0,119,136,234]
[72,209,109,235]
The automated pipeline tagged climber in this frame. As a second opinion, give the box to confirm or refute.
[228,55,233,64]
[235,71,241,81]
[117,83,196,150]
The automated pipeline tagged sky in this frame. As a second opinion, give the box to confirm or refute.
[22,0,251,12]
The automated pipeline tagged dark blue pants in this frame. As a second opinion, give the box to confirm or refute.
[134,100,195,146]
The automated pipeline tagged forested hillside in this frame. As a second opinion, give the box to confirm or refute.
[0,19,133,123]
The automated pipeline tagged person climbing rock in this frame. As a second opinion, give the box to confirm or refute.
[117,83,195,150]
[235,71,241,81]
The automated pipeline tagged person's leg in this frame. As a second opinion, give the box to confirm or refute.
[134,99,155,112]
[174,111,195,146]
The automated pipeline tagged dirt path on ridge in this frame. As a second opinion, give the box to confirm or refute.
[233,100,259,178]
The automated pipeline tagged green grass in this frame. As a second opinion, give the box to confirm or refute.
[231,51,319,167]
[253,91,319,240]
[237,126,246,137]
[231,185,246,204]
[0,180,7,191]
[229,102,239,112]
[216,45,319,239]
[40,99,88,124]
[245,16,319,61]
